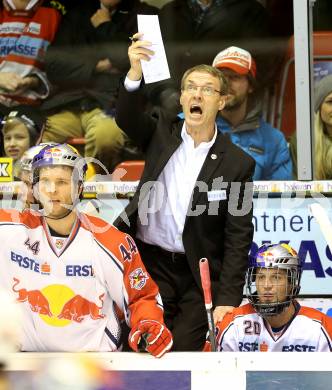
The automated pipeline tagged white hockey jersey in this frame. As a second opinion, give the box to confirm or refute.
[217,303,332,352]
[0,209,164,352]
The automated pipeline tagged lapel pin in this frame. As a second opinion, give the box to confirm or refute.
[211,154,217,160]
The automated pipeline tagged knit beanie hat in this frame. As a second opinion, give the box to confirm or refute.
[314,74,332,112]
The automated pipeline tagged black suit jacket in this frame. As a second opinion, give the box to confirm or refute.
[115,84,255,307]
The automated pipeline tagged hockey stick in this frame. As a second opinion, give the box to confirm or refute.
[138,333,149,352]
[199,258,217,352]
[309,203,332,250]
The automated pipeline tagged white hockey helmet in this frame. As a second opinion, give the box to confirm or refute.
[32,143,87,184]
[19,142,58,173]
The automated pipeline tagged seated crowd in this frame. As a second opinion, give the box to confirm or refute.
[0,0,295,180]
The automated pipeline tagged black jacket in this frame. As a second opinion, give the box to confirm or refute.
[114,83,256,307]
[42,0,158,112]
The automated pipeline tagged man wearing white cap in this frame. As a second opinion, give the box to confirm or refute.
[213,46,292,181]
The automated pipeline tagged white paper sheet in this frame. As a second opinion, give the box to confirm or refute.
[137,14,170,84]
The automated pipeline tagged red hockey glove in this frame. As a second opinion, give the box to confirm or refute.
[129,319,173,358]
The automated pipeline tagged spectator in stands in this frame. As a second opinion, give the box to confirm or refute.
[204,243,332,352]
[290,74,332,180]
[115,34,255,351]
[0,0,61,124]
[2,111,40,177]
[213,46,292,181]
[41,0,157,173]
[149,0,269,115]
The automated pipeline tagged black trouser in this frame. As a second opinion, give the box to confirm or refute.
[137,240,208,351]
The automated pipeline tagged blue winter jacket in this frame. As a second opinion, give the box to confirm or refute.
[216,111,292,181]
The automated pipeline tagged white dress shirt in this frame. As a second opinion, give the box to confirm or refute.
[124,76,217,253]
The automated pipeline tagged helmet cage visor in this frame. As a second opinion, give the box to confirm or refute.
[246,265,301,317]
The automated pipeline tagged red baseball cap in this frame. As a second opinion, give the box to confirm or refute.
[212,46,257,78]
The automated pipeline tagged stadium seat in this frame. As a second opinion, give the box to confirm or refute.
[111,160,145,181]
[271,32,332,139]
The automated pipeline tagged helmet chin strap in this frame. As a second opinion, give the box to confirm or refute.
[44,207,74,221]
[43,196,82,221]
[35,185,83,221]
[254,298,292,318]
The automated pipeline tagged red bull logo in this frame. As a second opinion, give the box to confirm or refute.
[12,278,105,327]
[44,148,62,160]
[57,293,105,323]
[262,251,274,258]
[47,147,62,154]
[12,277,52,317]
[257,251,274,266]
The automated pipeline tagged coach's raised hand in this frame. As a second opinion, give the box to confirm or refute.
[128,32,154,81]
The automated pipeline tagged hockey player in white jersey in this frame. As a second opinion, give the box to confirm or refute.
[205,243,332,352]
[18,142,57,208]
[0,143,173,356]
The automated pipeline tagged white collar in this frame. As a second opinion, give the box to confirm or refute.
[181,123,217,150]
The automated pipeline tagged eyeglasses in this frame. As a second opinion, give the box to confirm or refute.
[183,83,221,96]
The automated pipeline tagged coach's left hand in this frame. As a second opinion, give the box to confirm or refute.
[213,305,234,324]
